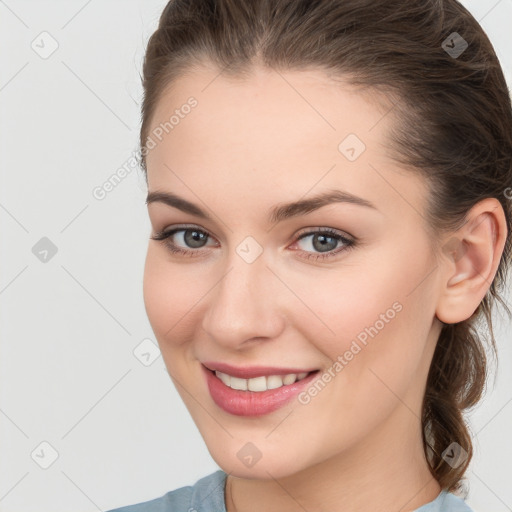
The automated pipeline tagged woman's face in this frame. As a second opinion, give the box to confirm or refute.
[143,65,445,479]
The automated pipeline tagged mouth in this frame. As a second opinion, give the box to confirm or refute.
[202,364,322,417]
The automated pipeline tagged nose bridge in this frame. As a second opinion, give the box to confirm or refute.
[201,243,285,345]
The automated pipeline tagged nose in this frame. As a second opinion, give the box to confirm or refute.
[200,248,286,350]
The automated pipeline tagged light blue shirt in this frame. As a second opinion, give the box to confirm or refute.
[105,470,474,511]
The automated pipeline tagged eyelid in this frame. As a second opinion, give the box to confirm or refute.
[152,223,218,241]
[295,225,354,241]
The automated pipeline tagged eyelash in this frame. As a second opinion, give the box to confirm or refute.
[150,225,356,262]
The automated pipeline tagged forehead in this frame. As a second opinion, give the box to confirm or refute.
[145,65,428,224]
[147,64,393,158]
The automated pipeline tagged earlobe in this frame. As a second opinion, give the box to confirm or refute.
[435,199,507,325]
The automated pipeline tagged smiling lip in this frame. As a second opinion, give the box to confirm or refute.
[202,364,321,417]
[201,362,319,379]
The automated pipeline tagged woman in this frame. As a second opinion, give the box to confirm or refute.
[107,0,512,510]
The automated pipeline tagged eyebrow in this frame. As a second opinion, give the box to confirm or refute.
[146,189,378,224]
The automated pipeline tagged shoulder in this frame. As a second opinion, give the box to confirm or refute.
[441,492,475,511]
[415,489,475,511]
[104,469,227,512]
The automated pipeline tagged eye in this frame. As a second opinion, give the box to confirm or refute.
[291,228,355,261]
[150,225,356,261]
[150,225,218,257]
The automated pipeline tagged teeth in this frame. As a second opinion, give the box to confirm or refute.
[229,376,247,390]
[267,374,284,390]
[214,370,310,392]
[248,376,266,392]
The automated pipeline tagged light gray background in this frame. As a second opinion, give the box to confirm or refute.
[1,1,511,511]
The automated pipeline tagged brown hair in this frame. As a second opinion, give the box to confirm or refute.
[138,0,512,494]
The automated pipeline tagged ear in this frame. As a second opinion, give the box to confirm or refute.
[435,198,508,325]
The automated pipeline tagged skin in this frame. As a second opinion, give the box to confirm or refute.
[142,64,507,512]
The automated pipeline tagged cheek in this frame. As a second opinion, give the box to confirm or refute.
[304,236,437,387]
[143,247,204,347]
[283,257,436,454]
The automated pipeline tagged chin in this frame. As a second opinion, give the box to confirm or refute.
[209,447,307,480]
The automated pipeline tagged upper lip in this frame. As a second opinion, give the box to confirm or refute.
[202,362,319,379]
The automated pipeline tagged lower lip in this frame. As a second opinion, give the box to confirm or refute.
[202,365,320,417]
